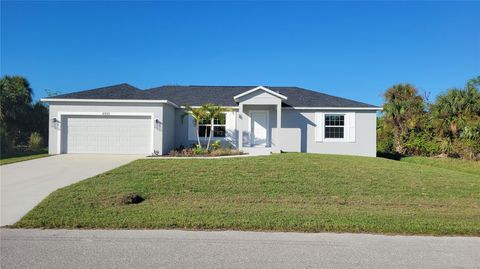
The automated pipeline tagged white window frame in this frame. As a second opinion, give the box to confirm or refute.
[323,113,347,142]
[198,113,227,139]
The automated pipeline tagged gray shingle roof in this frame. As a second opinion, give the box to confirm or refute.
[51,83,143,99]
[49,84,377,108]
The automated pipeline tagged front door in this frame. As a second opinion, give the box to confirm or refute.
[250,111,268,147]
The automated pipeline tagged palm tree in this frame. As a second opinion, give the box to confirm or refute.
[383,83,425,154]
[201,104,231,151]
[200,104,213,142]
[181,105,208,149]
[430,86,480,143]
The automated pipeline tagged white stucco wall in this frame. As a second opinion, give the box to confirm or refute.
[47,102,169,155]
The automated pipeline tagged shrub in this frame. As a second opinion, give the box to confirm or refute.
[459,124,480,160]
[210,148,243,156]
[211,140,222,150]
[0,126,14,154]
[168,144,243,157]
[193,144,208,155]
[376,117,394,154]
[28,132,43,151]
[404,131,439,156]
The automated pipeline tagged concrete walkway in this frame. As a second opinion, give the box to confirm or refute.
[0,154,141,226]
[1,229,478,268]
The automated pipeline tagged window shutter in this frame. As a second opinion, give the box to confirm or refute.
[315,112,324,142]
[225,111,236,146]
[187,115,196,141]
[348,112,356,142]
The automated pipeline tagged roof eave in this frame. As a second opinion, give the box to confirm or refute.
[40,98,179,108]
[283,106,383,111]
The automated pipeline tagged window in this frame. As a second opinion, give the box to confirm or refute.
[198,113,226,137]
[324,114,344,139]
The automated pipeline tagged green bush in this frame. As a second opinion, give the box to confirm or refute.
[193,144,208,155]
[459,124,480,159]
[376,117,395,154]
[211,140,221,150]
[28,132,43,151]
[404,131,440,156]
[0,126,14,154]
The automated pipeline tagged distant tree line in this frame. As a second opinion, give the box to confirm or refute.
[378,76,480,160]
[0,76,49,154]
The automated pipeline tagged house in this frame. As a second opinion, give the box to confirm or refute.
[41,84,382,157]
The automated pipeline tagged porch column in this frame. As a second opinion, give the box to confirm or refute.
[238,103,243,149]
[276,103,282,153]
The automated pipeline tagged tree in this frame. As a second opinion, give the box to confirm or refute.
[466,76,480,92]
[430,77,480,157]
[383,83,425,154]
[28,102,49,143]
[201,104,231,151]
[0,76,34,148]
[181,105,208,149]
[180,104,231,151]
[430,86,480,138]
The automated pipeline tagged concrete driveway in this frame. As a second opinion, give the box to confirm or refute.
[0,154,141,226]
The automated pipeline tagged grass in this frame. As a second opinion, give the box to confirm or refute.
[13,153,480,235]
[0,148,49,165]
[401,156,480,176]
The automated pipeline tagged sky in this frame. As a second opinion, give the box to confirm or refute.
[1,1,479,106]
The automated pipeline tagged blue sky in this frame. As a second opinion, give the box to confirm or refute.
[1,1,479,105]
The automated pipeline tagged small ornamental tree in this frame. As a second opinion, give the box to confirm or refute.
[181,104,231,151]
[201,104,231,151]
[181,105,208,149]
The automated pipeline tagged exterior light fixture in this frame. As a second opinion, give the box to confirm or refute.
[155,119,162,129]
[51,117,60,127]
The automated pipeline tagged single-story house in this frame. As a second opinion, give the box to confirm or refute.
[41,84,382,157]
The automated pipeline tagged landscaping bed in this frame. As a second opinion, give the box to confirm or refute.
[13,153,480,235]
[166,143,243,157]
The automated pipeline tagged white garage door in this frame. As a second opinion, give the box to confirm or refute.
[63,115,151,154]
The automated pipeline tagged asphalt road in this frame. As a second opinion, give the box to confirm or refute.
[1,229,478,269]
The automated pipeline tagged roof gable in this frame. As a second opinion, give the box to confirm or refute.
[233,86,287,101]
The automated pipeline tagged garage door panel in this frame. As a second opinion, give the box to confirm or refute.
[64,115,151,154]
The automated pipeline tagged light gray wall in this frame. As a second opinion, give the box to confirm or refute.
[47,101,377,157]
[174,108,237,149]
[236,91,282,105]
[161,104,176,154]
[173,107,376,157]
[47,102,166,155]
[241,105,277,147]
[174,109,190,148]
[281,109,377,157]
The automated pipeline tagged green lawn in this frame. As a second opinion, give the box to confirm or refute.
[0,149,49,165]
[401,156,480,176]
[13,153,480,235]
